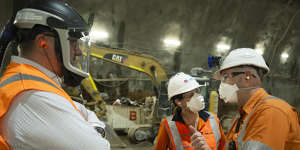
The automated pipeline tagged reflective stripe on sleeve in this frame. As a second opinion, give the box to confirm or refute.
[207,112,221,149]
[239,140,273,150]
[166,117,185,150]
[0,73,59,89]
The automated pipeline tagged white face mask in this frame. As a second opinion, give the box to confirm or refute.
[186,93,205,112]
[218,82,239,103]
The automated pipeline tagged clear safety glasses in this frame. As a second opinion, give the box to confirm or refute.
[221,72,245,82]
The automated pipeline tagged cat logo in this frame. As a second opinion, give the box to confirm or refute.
[104,54,128,63]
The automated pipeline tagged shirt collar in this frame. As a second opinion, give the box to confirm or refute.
[11,56,62,85]
[172,109,210,124]
[240,88,270,115]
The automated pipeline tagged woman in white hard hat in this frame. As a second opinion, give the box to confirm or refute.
[154,72,225,150]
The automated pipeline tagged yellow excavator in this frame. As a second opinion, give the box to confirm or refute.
[64,43,170,144]
[80,44,170,116]
[89,44,168,87]
[69,43,219,144]
[62,13,217,144]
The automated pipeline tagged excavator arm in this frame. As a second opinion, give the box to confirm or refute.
[88,45,171,143]
[76,44,169,120]
[89,45,168,87]
[89,44,171,122]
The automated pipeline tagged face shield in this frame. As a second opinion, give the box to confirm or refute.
[56,28,90,78]
[13,0,92,86]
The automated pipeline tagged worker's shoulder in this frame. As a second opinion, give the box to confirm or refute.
[204,111,216,116]
[200,111,221,122]
[161,116,172,124]
[202,110,220,118]
[19,90,74,107]
[259,97,296,117]
[262,97,293,109]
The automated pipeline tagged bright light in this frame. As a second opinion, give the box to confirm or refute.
[281,52,289,58]
[216,43,230,52]
[164,39,181,47]
[255,42,265,55]
[90,30,109,40]
[215,36,231,54]
[280,52,289,63]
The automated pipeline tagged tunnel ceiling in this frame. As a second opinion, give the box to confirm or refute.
[63,0,300,79]
[1,0,299,75]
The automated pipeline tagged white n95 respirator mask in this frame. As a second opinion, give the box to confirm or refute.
[186,93,205,112]
[218,82,239,103]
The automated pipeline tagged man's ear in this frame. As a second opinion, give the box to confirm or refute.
[34,34,48,49]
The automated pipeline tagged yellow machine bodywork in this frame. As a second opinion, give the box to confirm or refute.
[89,45,168,86]
[81,75,107,119]
[75,44,169,121]
[74,44,219,143]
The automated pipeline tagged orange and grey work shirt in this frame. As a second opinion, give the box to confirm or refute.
[226,88,300,150]
[154,110,226,150]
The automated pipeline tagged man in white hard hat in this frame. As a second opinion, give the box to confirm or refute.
[191,48,300,150]
[154,72,225,150]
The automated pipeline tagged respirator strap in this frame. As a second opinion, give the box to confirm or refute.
[238,86,260,91]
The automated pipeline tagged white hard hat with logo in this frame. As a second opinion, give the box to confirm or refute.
[168,72,200,100]
[214,48,270,80]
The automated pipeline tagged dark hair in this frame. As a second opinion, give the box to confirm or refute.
[170,94,183,105]
[253,67,266,79]
[170,94,183,115]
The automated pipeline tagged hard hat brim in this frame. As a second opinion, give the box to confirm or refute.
[213,63,270,80]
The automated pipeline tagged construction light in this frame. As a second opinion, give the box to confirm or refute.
[280,52,289,63]
[215,36,231,54]
[216,43,230,53]
[90,30,109,41]
[281,52,289,58]
[164,39,181,47]
[255,42,265,55]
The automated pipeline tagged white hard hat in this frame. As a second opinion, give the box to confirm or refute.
[214,48,270,80]
[168,72,200,100]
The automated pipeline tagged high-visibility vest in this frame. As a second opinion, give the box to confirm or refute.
[162,112,221,150]
[0,62,79,150]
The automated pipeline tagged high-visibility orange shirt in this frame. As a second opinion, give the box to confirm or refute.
[226,88,300,150]
[154,110,226,150]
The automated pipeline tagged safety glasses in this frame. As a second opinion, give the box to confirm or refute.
[183,88,200,99]
[221,72,245,82]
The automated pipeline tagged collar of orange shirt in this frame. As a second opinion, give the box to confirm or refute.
[238,88,271,116]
